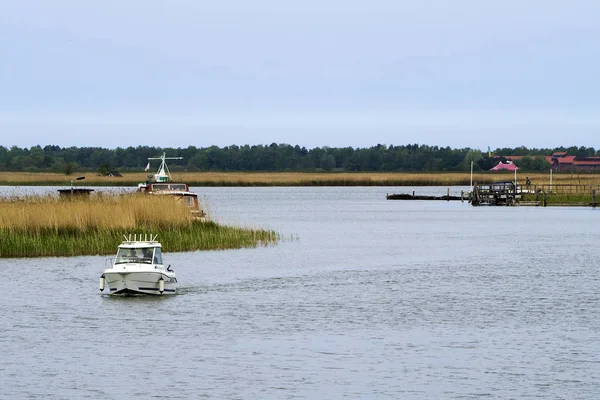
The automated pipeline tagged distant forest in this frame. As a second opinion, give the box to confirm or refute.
[0,144,598,174]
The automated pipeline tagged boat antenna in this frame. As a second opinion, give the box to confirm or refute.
[147,152,183,182]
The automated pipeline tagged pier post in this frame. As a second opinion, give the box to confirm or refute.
[593,190,596,207]
[460,190,464,202]
[472,182,480,206]
[542,192,547,207]
[447,188,450,201]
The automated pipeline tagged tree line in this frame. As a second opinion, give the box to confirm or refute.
[0,144,597,174]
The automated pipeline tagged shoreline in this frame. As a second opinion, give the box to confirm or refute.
[1,171,599,187]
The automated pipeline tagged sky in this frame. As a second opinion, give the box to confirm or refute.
[1,0,599,150]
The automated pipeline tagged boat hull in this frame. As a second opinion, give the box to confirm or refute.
[103,271,177,295]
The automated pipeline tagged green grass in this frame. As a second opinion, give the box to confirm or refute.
[521,192,599,204]
[0,222,280,258]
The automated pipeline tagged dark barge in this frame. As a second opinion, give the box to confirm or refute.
[386,192,463,201]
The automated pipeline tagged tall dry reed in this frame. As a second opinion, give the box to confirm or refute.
[0,194,192,233]
[3,171,600,187]
[0,193,280,257]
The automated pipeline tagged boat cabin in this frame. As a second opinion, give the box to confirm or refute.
[115,246,163,265]
[138,182,190,193]
[138,183,201,216]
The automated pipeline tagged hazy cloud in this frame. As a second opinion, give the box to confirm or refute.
[2,0,599,148]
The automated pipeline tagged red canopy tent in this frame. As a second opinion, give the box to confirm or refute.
[490,161,518,171]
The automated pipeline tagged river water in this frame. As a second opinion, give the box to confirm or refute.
[0,186,599,399]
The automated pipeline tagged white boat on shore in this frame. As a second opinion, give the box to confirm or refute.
[99,234,177,295]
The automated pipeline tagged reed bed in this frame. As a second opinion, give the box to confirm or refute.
[0,194,279,257]
[3,171,600,187]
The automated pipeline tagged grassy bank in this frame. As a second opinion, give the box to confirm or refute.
[521,192,600,205]
[0,194,279,258]
[2,171,600,187]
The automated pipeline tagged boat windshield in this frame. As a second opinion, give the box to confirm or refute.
[153,248,163,265]
[152,183,188,191]
[182,195,197,208]
[115,247,156,264]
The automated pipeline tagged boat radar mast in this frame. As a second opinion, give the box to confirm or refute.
[148,153,183,182]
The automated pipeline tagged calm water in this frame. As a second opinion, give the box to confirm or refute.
[1,186,599,399]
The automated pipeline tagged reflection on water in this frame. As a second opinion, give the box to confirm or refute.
[1,186,599,399]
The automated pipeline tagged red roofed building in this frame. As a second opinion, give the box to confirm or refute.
[554,156,576,171]
[546,152,600,171]
[495,152,600,171]
[556,156,600,172]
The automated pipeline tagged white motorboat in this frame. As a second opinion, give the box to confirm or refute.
[99,234,176,295]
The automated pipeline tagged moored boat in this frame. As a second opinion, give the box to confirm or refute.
[100,234,176,295]
[137,153,205,220]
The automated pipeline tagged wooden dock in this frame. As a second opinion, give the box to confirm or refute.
[387,183,600,207]
[469,183,600,207]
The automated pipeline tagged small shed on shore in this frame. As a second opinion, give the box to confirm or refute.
[105,171,122,177]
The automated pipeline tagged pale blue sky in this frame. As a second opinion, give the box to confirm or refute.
[1,0,599,150]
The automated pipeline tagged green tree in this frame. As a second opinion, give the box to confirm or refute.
[64,161,77,176]
[50,157,66,172]
[530,156,552,171]
[0,146,8,170]
[320,154,336,171]
[29,145,45,168]
[97,163,112,176]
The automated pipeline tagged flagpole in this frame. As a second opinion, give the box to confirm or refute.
[470,160,473,188]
